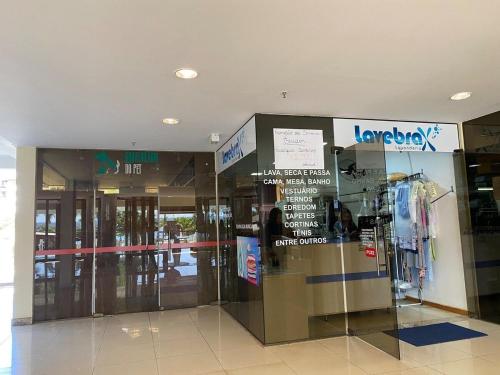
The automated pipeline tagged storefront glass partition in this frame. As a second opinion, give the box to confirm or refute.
[93,150,160,315]
[254,115,345,343]
[218,114,463,358]
[461,113,500,324]
[218,150,265,342]
[33,149,216,321]
[157,153,218,310]
[34,149,95,321]
[335,141,400,358]
[217,115,398,352]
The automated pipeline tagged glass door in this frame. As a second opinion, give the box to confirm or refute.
[94,190,159,315]
[335,141,400,358]
[93,149,160,315]
[157,187,204,309]
[157,174,218,309]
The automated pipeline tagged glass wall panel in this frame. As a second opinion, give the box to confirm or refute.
[34,149,216,321]
[219,152,265,342]
[336,142,400,359]
[253,114,345,344]
[93,149,160,315]
[34,149,94,321]
[218,114,401,355]
[462,115,500,323]
[158,153,217,309]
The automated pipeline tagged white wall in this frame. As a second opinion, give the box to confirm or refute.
[385,152,468,310]
[12,147,36,323]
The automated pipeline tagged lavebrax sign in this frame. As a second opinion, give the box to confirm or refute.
[333,119,459,152]
[217,117,256,173]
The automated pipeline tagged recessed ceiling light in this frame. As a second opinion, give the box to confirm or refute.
[175,68,198,79]
[162,118,180,125]
[450,91,472,101]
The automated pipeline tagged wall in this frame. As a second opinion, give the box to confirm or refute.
[13,147,36,324]
[385,151,468,310]
[0,139,16,284]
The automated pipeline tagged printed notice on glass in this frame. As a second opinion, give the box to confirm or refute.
[273,128,324,170]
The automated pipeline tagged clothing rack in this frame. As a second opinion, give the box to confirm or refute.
[379,170,424,192]
[387,170,425,308]
[431,186,454,204]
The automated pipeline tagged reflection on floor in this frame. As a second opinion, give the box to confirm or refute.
[397,303,464,328]
[2,288,500,374]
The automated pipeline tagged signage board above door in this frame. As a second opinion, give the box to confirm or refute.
[333,119,459,152]
[216,116,256,173]
[96,150,159,176]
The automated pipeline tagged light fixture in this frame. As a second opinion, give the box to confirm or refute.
[477,187,493,191]
[450,91,472,101]
[469,164,481,168]
[323,142,328,146]
[251,172,263,176]
[163,118,180,125]
[99,188,119,195]
[175,68,198,79]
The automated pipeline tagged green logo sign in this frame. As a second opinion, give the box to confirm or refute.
[96,151,120,175]
[124,151,158,164]
[95,151,158,176]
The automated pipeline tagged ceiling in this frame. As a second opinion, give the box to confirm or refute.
[1,1,500,152]
[0,138,16,168]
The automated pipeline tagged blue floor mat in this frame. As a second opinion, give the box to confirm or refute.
[386,322,487,346]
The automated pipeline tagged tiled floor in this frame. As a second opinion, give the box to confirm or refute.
[2,296,500,374]
[396,303,464,329]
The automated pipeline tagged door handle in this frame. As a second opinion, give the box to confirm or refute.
[374,226,380,276]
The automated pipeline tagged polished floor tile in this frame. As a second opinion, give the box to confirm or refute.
[453,318,500,334]
[399,341,473,365]
[154,336,212,358]
[383,367,443,374]
[202,328,262,353]
[157,351,223,375]
[428,357,500,375]
[4,288,500,375]
[214,345,281,370]
[96,344,156,367]
[226,363,295,375]
[445,335,500,356]
[93,359,158,375]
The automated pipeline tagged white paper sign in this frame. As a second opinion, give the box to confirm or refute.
[333,119,459,153]
[273,128,324,169]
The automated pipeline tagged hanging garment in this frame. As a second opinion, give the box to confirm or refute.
[412,181,436,281]
[394,182,417,252]
[393,178,438,289]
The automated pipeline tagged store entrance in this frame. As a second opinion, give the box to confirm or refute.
[94,192,158,315]
[33,149,217,322]
[157,187,218,310]
[335,142,401,358]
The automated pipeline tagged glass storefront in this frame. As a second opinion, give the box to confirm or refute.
[253,115,349,345]
[30,115,473,360]
[217,114,464,358]
[461,112,500,324]
[33,149,216,321]
[218,149,265,342]
[217,115,402,354]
